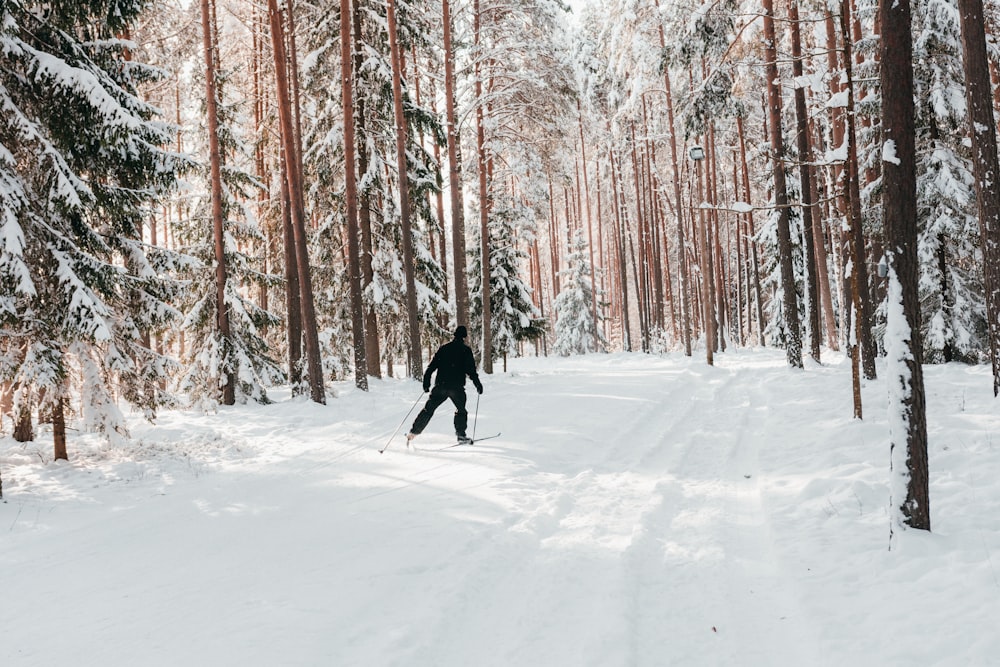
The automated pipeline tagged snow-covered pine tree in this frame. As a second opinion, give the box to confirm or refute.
[0,0,187,452]
[553,232,607,356]
[468,195,545,368]
[301,0,448,378]
[173,16,284,408]
[912,0,986,363]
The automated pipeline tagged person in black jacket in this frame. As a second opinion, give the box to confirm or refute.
[407,326,484,444]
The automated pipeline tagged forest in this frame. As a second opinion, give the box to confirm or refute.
[4,0,1000,530]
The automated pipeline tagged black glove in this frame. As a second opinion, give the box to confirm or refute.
[475,382,483,395]
[423,384,430,393]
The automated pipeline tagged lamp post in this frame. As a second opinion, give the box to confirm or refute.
[689,144,715,366]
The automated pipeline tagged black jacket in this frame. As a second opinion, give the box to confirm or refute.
[424,338,483,392]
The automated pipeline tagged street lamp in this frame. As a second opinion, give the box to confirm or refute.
[689,143,714,366]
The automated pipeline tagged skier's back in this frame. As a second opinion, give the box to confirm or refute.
[407,326,483,444]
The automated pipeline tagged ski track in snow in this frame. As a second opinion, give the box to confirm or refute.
[3,351,1000,666]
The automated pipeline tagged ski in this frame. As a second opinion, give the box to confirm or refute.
[439,433,501,449]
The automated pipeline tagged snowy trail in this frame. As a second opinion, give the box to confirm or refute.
[3,350,1000,666]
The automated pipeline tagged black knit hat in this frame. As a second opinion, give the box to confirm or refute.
[454,325,468,339]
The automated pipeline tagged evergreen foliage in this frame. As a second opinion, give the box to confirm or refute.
[0,0,186,438]
[469,196,545,362]
[553,232,606,356]
[173,65,284,407]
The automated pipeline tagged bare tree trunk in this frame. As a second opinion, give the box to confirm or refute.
[268,0,325,403]
[443,0,469,326]
[841,0,877,380]
[693,144,714,366]
[708,125,725,353]
[737,116,766,347]
[629,123,650,351]
[386,0,424,380]
[826,10,850,352]
[14,395,33,443]
[880,0,929,532]
[957,0,1000,396]
[789,0,821,362]
[473,0,493,372]
[339,0,369,390]
[280,156,303,388]
[655,3,692,355]
[52,394,67,461]
[351,2,381,379]
[609,147,632,351]
[763,0,803,368]
[201,0,235,405]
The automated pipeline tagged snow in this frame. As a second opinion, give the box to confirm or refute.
[883,139,902,166]
[3,349,999,665]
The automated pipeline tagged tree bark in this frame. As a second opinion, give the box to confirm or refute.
[841,0,877,380]
[737,116,766,347]
[880,0,929,531]
[654,1,692,355]
[201,0,235,405]
[957,0,1000,396]
[386,0,423,380]
[340,0,369,390]
[443,0,469,327]
[52,393,67,461]
[352,1,381,378]
[763,0,803,368]
[609,147,632,351]
[280,155,302,388]
[474,0,493,372]
[268,0,325,403]
[789,0,821,362]
[693,146,714,366]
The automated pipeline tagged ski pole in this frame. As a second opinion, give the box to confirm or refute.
[380,390,425,454]
[471,392,480,442]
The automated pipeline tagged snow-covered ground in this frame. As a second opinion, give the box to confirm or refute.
[2,348,998,666]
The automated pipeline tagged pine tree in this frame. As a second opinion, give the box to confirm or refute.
[553,232,607,356]
[301,0,448,378]
[173,46,284,408]
[912,0,985,363]
[0,0,186,452]
[469,195,546,367]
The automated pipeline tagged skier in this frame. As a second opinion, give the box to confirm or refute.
[407,326,484,444]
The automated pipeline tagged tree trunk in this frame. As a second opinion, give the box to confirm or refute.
[789,0,822,362]
[578,101,600,350]
[655,3,692,355]
[14,398,33,443]
[386,0,423,380]
[693,146,714,366]
[280,155,303,389]
[842,0,877,380]
[473,0,493,372]
[340,0,369,390]
[880,0,929,532]
[352,1,381,378]
[763,0,803,368]
[957,0,1000,396]
[52,393,67,461]
[826,9,850,351]
[268,0,325,403]
[443,0,469,327]
[609,147,632,351]
[736,117,766,347]
[201,0,235,405]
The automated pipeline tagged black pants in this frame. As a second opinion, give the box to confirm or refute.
[411,386,468,436]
